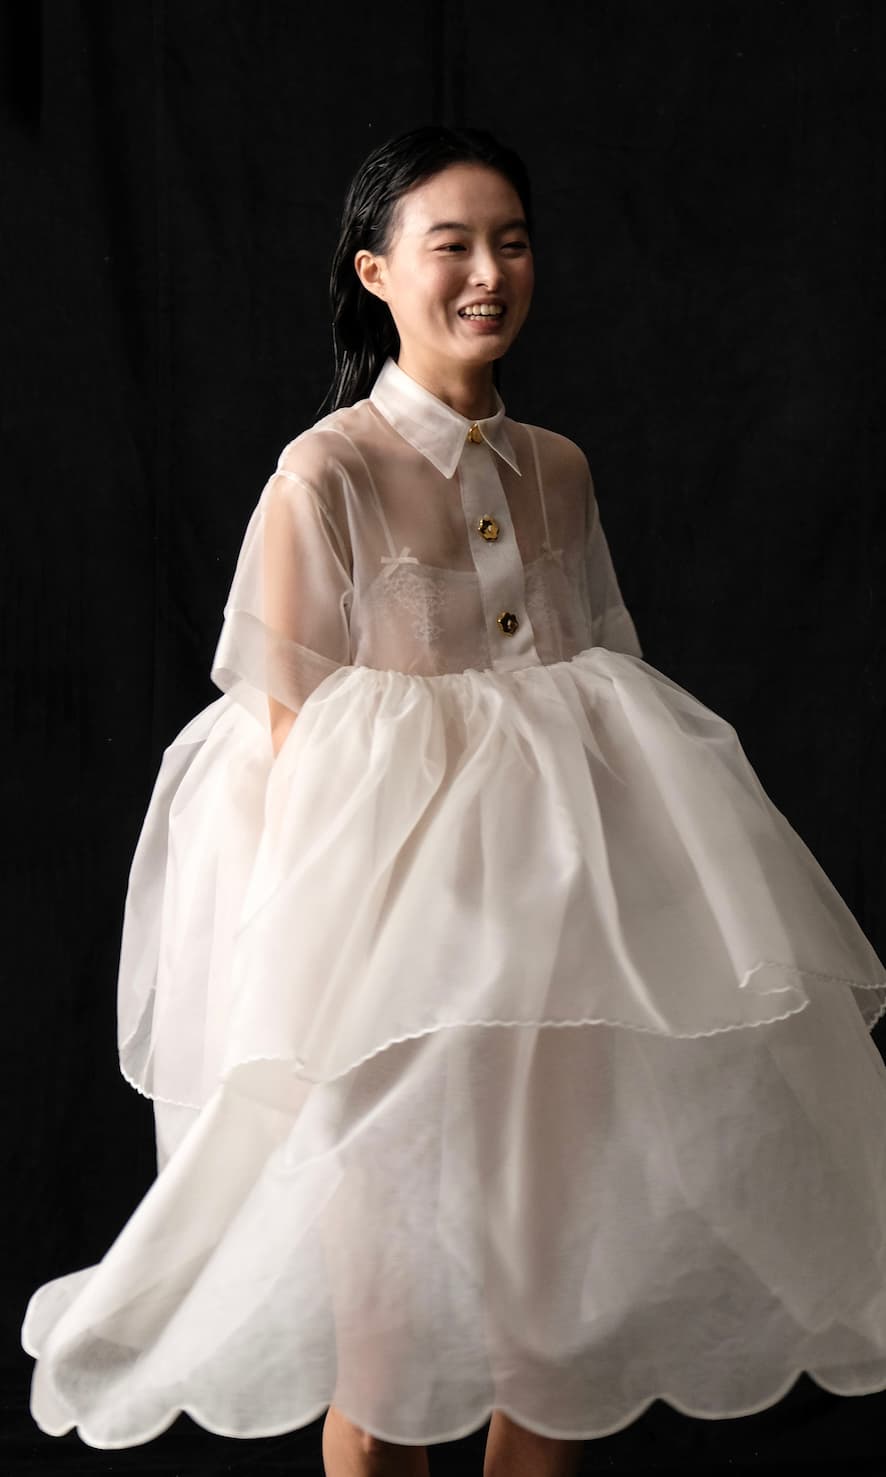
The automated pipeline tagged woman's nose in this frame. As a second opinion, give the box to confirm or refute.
[470,252,503,288]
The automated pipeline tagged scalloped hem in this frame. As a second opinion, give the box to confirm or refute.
[26,1360,886,1451]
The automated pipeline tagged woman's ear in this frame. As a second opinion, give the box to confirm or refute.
[354,249,387,302]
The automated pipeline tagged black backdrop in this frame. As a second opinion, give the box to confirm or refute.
[3,2,884,1472]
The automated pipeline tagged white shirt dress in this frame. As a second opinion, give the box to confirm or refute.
[22,355,886,1449]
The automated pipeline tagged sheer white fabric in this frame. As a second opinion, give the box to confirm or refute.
[211,358,635,717]
[22,356,886,1449]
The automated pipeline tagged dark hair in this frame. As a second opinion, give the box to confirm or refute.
[315,125,534,418]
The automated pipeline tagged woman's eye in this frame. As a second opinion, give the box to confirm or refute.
[438,241,529,253]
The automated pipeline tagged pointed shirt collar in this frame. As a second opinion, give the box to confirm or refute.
[369,356,521,480]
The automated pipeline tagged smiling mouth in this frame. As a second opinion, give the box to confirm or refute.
[457,307,508,322]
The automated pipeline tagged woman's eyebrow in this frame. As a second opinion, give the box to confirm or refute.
[424,218,529,235]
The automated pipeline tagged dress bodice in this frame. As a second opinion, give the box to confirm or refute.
[211,356,642,722]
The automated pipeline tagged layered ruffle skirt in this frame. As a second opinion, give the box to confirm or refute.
[22,647,886,1447]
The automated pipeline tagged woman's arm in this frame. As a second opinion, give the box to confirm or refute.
[269,696,297,757]
[584,464,643,658]
[211,438,354,738]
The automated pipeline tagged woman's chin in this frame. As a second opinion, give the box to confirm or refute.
[452,336,510,364]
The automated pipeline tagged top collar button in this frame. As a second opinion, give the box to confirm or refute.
[466,423,484,443]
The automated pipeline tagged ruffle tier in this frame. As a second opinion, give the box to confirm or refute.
[117,646,886,1108]
[23,996,886,1447]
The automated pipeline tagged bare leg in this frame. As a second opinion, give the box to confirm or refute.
[483,1409,584,1477]
[322,1403,431,1477]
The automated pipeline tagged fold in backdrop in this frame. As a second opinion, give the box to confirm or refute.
[2,0,884,1469]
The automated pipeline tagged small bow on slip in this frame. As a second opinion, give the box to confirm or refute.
[381,546,421,570]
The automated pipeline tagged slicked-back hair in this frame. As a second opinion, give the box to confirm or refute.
[316,124,534,418]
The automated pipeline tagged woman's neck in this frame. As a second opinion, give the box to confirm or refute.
[396,351,497,421]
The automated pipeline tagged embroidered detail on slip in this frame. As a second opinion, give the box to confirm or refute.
[375,552,445,646]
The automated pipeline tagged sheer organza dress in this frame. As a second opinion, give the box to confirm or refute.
[22,355,886,1449]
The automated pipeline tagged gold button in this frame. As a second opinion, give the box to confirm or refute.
[477,515,500,541]
[466,423,484,443]
[497,610,519,635]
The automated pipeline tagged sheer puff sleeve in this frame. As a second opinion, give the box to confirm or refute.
[210,436,354,727]
[583,459,644,659]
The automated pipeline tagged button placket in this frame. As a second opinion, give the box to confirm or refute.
[459,435,539,669]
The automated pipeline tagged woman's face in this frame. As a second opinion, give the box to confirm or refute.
[355,163,534,376]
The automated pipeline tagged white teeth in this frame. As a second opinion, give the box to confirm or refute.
[460,304,504,317]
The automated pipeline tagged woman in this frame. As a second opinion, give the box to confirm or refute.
[23,125,886,1476]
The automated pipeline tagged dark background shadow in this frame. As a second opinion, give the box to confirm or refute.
[2,0,884,1471]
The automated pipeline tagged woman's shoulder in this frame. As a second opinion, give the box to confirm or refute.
[507,417,592,484]
[268,401,376,515]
